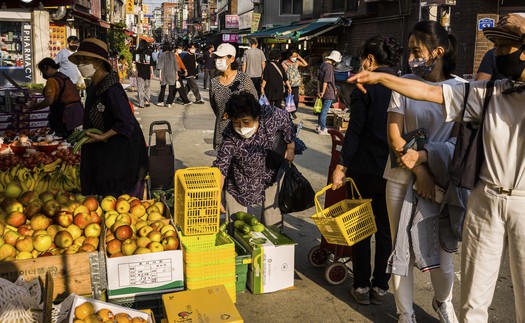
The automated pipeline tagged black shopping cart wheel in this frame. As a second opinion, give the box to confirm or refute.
[324,262,348,285]
[308,245,329,268]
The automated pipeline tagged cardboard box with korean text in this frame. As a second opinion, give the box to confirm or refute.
[104,219,184,299]
[162,285,243,323]
[234,228,296,294]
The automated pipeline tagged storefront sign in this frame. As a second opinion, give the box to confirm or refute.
[222,34,238,43]
[239,11,252,30]
[225,15,239,29]
[126,0,134,14]
[478,18,495,31]
[251,13,261,33]
[22,22,32,82]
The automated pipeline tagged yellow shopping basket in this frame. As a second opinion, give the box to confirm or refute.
[311,178,377,246]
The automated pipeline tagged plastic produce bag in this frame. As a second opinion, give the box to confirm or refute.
[285,94,296,112]
[279,162,315,213]
[259,94,270,106]
[313,98,322,114]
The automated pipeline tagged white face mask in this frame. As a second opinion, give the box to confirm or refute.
[234,121,258,139]
[190,49,196,54]
[177,49,182,54]
[78,63,96,78]
[290,57,297,62]
[216,58,228,72]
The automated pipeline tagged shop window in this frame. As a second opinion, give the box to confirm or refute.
[0,22,23,69]
[281,0,301,15]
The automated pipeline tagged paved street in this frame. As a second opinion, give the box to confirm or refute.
[126,75,515,322]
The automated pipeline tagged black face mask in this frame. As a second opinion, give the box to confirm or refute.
[69,45,79,51]
[496,46,525,80]
[42,74,49,79]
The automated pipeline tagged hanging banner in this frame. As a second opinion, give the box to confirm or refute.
[126,0,134,14]
[22,22,33,82]
[251,13,261,33]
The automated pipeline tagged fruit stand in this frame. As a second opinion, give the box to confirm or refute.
[0,164,297,322]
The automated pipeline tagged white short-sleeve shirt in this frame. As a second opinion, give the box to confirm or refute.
[384,74,466,184]
[442,79,525,190]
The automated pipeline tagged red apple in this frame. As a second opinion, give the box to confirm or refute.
[82,197,99,211]
[73,212,92,229]
[54,211,73,227]
[106,239,122,255]
[6,211,26,228]
[115,225,133,241]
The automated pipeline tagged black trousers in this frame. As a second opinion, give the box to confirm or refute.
[176,83,191,104]
[184,76,201,101]
[203,68,215,89]
[158,84,176,104]
[348,173,391,290]
[251,77,262,97]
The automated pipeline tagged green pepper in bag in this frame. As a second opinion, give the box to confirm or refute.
[313,98,322,114]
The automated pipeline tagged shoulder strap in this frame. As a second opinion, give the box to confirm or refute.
[480,80,494,122]
[270,62,283,79]
[460,82,470,119]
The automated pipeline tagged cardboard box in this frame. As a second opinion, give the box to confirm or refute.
[234,229,296,294]
[0,251,98,300]
[64,295,153,323]
[162,285,243,323]
[105,219,182,299]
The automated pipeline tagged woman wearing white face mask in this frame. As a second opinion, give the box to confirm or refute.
[69,38,148,198]
[376,21,465,323]
[213,92,295,227]
[282,49,308,119]
[209,43,258,150]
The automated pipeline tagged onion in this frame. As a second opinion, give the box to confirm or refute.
[19,135,29,144]
[45,134,54,143]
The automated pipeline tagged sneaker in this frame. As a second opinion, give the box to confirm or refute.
[398,313,417,323]
[145,101,150,107]
[184,102,192,106]
[370,286,388,305]
[318,129,330,136]
[350,286,370,305]
[166,104,172,108]
[432,298,458,323]
[157,102,165,107]
[175,98,184,103]
[194,100,205,104]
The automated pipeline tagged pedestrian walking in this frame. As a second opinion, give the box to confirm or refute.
[203,44,216,89]
[156,42,179,108]
[331,35,402,306]
[182,44,204,104]
[242,38,267,96]
[174,44,192,106]
[349,12,525,323]
[261,49,291,108]
[282,48,308,119]
[134,39,154,108]
[317,50,340,135]
[210,43,258,150]
[213,92,295,227]
[117,54,129,82]
[69,38,148,198]
[54,35,83,87]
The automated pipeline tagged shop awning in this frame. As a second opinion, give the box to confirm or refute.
[249,18,348,41]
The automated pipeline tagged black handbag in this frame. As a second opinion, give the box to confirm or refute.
[278,162,315,214]
[449,81,494,189]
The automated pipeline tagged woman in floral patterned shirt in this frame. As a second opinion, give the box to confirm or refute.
[282,49,308,119]
[212,92,295,227]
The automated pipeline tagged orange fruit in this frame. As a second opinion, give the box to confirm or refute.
[114,312,132,323]
[74,301,95,320]
[97,308,114,321]
[131,317,147,323]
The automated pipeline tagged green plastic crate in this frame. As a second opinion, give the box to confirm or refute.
[235,239,251,293]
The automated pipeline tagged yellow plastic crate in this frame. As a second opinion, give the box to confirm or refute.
[180,232,235,265]
[186,281,237,303]
[185,261,234,276]
[174,167,221,236]
[311,178,377,246]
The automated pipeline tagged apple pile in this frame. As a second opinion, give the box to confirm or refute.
[73,301,147,323]
[101,195,179,258]
[0,190,103,261]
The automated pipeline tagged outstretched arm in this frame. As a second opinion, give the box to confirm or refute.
[347,71,445,104]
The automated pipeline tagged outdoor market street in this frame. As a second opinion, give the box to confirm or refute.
[128,75,515,323]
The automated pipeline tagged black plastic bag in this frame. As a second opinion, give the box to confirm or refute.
[279,163,315,213]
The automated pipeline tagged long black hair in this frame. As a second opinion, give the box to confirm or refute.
[360,36,402,69]
[410,20,457,79]
[37,58,60,71]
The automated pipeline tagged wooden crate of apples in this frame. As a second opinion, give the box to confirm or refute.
[101,195,179,258]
